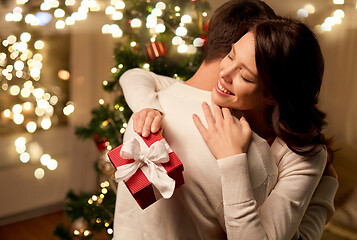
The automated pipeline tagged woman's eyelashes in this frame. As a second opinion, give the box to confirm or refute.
[241,74,254,83]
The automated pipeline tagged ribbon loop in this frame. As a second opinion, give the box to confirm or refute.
[115,135,175,199]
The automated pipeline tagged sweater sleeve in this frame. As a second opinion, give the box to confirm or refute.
[296,176,338,240]
[217,142,327,240]
[119,68,178,112]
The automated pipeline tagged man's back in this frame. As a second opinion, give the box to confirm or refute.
[114,71,278,239]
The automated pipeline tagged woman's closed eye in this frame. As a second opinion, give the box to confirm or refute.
[242,74,255,83]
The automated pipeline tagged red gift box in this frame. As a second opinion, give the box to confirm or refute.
[107,132,184,209]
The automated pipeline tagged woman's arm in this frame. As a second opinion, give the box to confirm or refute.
[119,68,178,113]
[296,175,338,240]
[193,102,326,240]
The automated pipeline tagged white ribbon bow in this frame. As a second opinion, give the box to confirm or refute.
[115,135,175,199]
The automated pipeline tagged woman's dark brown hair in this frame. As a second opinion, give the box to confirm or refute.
[252,17,333,160]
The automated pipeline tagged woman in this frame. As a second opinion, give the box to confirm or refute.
[192,17,333,239]
[119,17,336,239]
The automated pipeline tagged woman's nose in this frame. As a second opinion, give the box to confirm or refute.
[220,69,233,84]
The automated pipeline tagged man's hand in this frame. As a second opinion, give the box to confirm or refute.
[132,108,163,137]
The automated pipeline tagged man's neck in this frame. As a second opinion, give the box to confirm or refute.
[185,60,221,91]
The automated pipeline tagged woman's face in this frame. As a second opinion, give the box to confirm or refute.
[211,32,266,111]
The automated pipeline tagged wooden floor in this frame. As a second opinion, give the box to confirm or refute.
[0,211,69,240]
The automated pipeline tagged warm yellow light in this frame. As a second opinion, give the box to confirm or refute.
[33,88,45,98]
[50,96,58,105]
[35,107,45,116]
[333,9,345,18]
[20,152,30,163]
[41,117,52,130]
[131,18,142,28]
[297,8,308,18]
[65,0,75,6]
[21,87,31,98]
[83,230,90,236]
[112,11,123,20]
[14,60,25,71]
[99,99,105,105]
[115,0,125,9]
[152,8,162,17]
[176,26,187,37]
[105,6,115,15]
[156,2,166,10]
[58,69,70,80]
[10,85,21,95]
[40,154,51,166]
[12,104,23,114]
[178,44,188,53]
[3,109,11,117]
[54,8,65,18]
[23,102,32,110]
[155,23,165,33]
[55,20,65,29]
[34,168,45,179]
[13,113,24,124]
[181,14,192,23]
[193,37,204,47]
[20,32,31,42]
[34,40,44,50]
[47,159,58,170]
[333,0,344,4]
[304,4,315,14]
[172,36,183,45]
[15,137,26,147]
[26,121,37,133]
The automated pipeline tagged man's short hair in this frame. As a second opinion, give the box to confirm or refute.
[204,0,276,62]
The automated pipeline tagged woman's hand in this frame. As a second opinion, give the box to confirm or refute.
[193,102,252,159]
[132,108,163,137]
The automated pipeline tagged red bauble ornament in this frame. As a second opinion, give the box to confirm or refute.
[94,134,108,152]
[145,41,167,61]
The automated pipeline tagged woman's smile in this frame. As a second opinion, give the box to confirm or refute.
[215,79,235,96]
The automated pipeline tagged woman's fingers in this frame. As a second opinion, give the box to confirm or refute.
[221,107,233,123]
[240,117,251,133]
[212,102,224,126]
[193,114,208,139]
[202,102,215,129]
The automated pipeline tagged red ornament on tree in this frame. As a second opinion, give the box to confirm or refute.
[145,41,167,61]
[94,134,108,152]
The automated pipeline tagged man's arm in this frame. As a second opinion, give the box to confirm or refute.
[119,68,178,113]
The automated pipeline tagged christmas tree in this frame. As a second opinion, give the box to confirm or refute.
[57,0,211,239]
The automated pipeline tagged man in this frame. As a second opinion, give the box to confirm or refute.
[114,1,338,239]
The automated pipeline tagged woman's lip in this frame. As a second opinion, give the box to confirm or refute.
[216,80,234,96]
